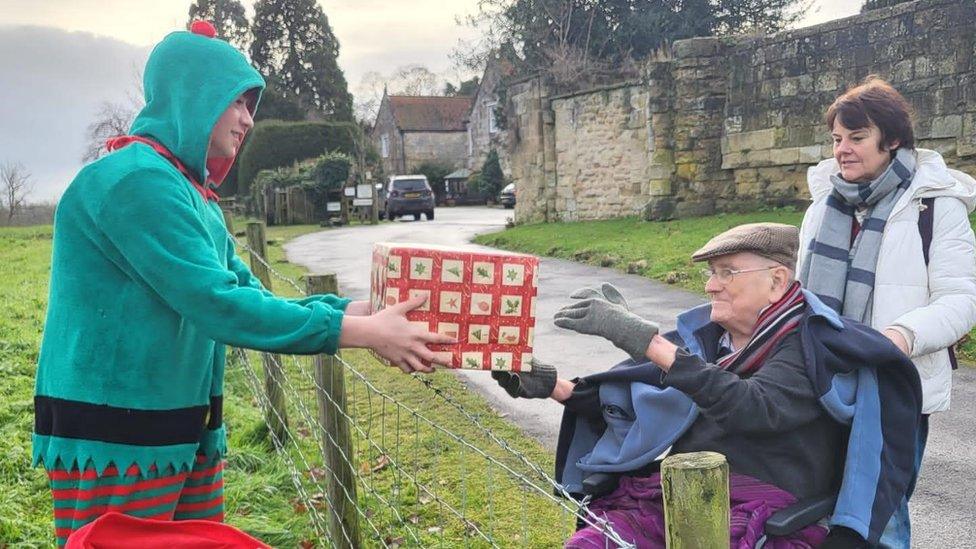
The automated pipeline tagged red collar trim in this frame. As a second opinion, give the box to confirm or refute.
[105,136,221,202]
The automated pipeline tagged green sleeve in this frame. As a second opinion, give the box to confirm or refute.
[291,294,352,310]
[98,169,345,355]
[224,234,351,310]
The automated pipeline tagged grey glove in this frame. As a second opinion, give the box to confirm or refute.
[553,298,659,361]
[491,359,557,399]
[569,282,630,310]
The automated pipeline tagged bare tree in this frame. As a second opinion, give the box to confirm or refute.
[391,65,442,96]
[1,162,34,225]
[82,64,144,162]
[353,71,387,123]
[82,101,138,162]
[352,65,448,123]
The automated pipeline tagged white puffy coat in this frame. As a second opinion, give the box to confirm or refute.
[797,149,976,414]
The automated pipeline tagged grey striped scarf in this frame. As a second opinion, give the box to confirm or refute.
[800,148,917,324]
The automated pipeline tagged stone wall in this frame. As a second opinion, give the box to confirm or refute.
[509,76,554,224]
[549,84,652,220]
[506,0,976,222]
[402,131,468,172]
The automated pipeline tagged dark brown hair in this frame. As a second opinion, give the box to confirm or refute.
[826,75,915,150]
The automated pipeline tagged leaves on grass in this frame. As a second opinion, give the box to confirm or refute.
[307,466,327,481]
[372,454,391,472]
[383,536,405,548]
[360,454,391,474]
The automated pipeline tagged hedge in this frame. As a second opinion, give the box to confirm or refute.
[237,120,357,197]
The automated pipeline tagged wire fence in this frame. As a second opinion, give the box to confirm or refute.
[229,233,632,548]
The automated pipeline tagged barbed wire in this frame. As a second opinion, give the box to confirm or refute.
[229,229,634,548]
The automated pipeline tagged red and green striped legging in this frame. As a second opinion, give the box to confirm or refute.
[47,454,224,547]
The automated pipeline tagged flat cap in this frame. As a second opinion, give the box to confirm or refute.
[691,222,799,271]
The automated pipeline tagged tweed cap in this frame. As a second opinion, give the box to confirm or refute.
[691,222,799,271]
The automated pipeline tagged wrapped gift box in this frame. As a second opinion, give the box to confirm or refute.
[370,242,539,371]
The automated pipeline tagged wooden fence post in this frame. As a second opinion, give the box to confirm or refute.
[306,273,361,549]
[661,451,730,549]
[245,221,289,448]
[221,208,235,235]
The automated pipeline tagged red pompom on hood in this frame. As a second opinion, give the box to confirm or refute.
[189,20,217,38]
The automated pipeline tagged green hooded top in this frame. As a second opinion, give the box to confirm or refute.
[33,28,349,476]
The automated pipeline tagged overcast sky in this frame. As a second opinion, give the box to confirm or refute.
[0,0,858,201]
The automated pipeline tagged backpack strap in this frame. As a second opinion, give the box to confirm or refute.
[919,197,935,266]
[917,197,959,369]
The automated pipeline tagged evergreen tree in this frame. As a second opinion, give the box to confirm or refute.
[479,150,506,199]
[250,0,354,120]
[186,0,250,51]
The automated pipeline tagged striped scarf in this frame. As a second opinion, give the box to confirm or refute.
[800,148,917,323]
[717,281,806,377]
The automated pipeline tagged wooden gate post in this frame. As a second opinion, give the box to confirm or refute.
[306,273,361,549]
[661,451,730,548]
[221,208,235,234]
[245,221,289,448]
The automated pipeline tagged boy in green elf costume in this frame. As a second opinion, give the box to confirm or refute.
[33,21,451,546]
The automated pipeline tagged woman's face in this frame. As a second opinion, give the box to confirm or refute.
[831,119,896,183]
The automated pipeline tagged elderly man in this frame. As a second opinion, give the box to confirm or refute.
[493,223,921,548]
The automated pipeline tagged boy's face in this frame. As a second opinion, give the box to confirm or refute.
[207,92,254,158]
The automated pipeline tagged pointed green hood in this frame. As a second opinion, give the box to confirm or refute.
[129,29,265,184]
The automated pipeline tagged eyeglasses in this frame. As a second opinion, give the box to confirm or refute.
[700,266,778,285]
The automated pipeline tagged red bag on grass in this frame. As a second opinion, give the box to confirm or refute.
[66,512,271,548]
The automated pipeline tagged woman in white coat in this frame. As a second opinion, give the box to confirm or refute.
[797,76,976,549]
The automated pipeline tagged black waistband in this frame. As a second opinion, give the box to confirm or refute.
[35,395,222,447]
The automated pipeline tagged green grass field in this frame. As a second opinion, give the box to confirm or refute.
[474,208,976,362]
[0,222,573,547]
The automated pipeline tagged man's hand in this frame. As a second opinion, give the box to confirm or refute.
[554,298,659,361]
[339,295,455,373]
[491,358,557,399]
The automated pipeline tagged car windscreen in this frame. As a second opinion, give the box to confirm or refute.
[392,179,428,191]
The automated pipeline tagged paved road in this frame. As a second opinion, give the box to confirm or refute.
[284,206,976,548]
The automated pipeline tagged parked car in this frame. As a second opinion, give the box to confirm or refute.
[386,175,435,221]
[498,183,516,209]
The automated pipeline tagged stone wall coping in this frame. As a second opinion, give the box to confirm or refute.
[548,80,643,102]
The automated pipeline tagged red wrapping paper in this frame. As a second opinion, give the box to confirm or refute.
[370,243,538,371]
